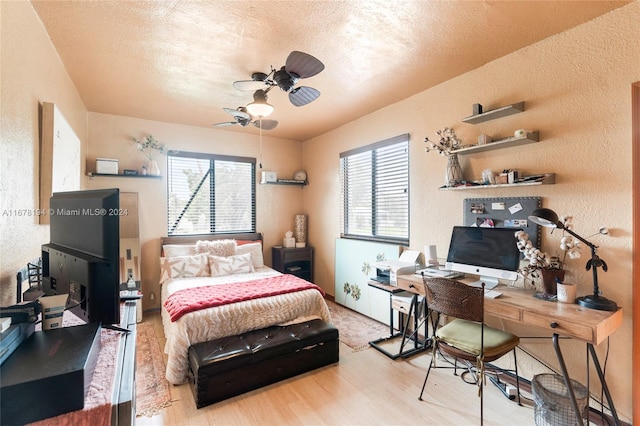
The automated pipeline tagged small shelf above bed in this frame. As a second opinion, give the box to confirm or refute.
[260,180,307,186]
[87,172,161,179]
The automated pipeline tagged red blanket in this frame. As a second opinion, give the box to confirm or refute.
[164,274,325,322]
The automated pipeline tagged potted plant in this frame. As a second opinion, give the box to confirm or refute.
[132,135,166,176]
[515,216,581,297]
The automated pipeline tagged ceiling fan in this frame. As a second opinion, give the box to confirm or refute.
[213,107,278,130]
[233,51,325,107]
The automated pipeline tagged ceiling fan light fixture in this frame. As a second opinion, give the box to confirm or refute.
[274,67,298,92]
[246,89,274,117]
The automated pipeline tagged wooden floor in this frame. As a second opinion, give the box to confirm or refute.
[137,312,536,425]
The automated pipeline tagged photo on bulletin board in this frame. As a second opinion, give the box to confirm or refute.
[463,197,542,248]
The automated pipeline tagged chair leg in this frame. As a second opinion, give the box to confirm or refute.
[479,367,484,426]
[419,343,437,401]
[513,348,521,406]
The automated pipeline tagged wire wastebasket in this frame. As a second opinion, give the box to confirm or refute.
[533,374,588,425]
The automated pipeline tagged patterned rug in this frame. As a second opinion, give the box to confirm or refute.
[326,299,389,351]
[135,322,172,417]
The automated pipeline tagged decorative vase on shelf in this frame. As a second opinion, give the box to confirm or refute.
[148,159,160,176]
[445,153,463,187]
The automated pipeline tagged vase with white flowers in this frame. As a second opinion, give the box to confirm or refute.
[424,127,464,186]
[515,216,581,297]
[132,135,166,176]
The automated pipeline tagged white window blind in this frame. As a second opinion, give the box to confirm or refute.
[340,134,409,245]
[167,151,256,235]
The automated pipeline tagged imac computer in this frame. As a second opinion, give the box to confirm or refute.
[445,226,522,289]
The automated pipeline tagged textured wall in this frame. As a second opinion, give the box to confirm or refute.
[304,2,639,420]
[85,112,305,311]
[0,1,88,306]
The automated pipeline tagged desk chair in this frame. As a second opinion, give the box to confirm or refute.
[419,277,521,425]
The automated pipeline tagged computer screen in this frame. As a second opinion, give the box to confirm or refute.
[445,226,522,288]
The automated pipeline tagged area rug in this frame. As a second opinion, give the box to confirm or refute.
[326,299,389,351]
[135,322,172,417]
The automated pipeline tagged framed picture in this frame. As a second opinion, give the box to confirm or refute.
[39,102,81,224]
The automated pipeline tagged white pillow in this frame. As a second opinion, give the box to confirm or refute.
[195,239,236,257]
[162,244,196,257]
[235,242,264,268]
[209,253,255,277]
[159,254,209,284]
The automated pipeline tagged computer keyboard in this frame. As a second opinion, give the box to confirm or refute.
[416,268,464,279]
[484,290,502,299]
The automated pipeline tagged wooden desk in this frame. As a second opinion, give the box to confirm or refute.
[397,274,624,425]
[396,274,622,345]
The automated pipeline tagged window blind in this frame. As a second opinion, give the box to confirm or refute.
[167,151,256,235]
[340,134,409,245]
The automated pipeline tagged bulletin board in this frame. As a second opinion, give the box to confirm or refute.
[463,197,542,248]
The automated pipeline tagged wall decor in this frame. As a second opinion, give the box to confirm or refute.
[463,196,542,248]
[39,102,81,224]
[295,214,307,247]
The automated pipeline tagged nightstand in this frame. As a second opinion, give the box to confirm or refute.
[272,246,314,283]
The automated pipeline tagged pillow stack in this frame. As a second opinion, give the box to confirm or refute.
[160,240,264,283]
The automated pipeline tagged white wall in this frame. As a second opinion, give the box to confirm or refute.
[0,1,88,306]
[85,112,305,311]
[303,3,639,420]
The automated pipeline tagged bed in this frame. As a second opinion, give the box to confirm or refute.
[159,233,332,385]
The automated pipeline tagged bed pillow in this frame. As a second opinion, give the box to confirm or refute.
[195,239,236,257]
[159,254,210,284]
[209,253,255,277]
[235,242,264,268]
[162,244,196,257]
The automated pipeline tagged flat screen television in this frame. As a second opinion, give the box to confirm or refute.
[42,188,120,325]
[445,226,522,289]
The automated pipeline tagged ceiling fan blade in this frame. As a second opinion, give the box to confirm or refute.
[233,80,267,91]
[223,107,250,120]
[289,86,320,107]
[285,51,324,79]
[212,121,239,127]
[252,119,278,131]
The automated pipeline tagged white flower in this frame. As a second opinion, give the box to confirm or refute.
[514,216,582,281]
[424,127,463,157]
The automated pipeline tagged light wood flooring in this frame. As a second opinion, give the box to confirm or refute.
[137,312,536,425]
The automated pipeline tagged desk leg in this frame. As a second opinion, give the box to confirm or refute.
[587,344,620,425]
[552,333,585,426]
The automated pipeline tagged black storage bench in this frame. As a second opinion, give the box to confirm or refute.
[188,319,339,408]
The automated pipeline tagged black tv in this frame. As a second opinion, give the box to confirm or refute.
[42,188,120,325]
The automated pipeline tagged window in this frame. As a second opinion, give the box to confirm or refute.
[167,151,256,235]
[340,134,409,245]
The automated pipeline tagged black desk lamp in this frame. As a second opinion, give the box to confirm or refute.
[528,208,617,312]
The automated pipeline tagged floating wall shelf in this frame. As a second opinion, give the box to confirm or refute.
[462,102,525,124]
[87,172,161,179]
[452,131,539,155]
[261,180,307,186]
[439,173,555,191]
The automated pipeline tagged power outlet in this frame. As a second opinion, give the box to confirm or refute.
[506,385,518,397]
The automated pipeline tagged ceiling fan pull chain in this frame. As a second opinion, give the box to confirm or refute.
[259,118,263,169]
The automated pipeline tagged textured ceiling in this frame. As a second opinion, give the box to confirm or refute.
[31,1,629,141]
